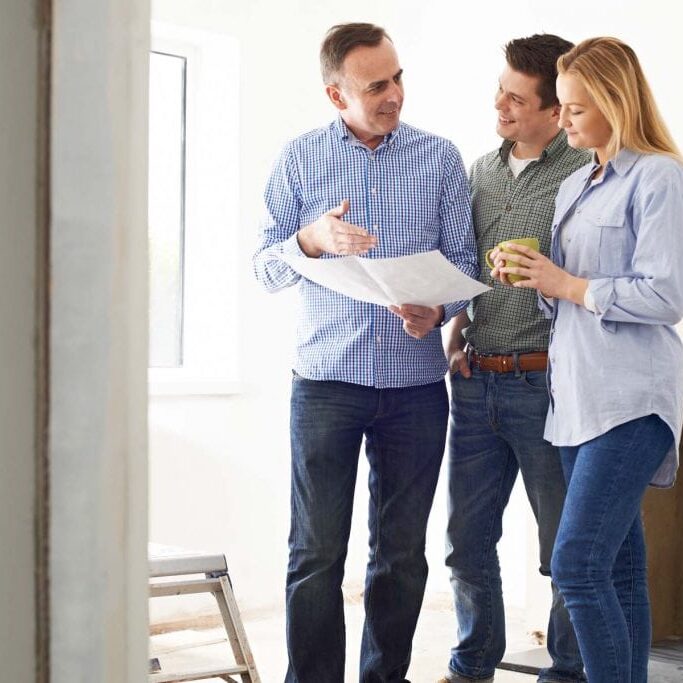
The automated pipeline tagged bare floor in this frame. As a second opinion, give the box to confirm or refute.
[150,601,541,682]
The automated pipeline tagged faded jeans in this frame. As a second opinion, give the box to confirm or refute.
[286,375,449,683]
[446,368,584,682]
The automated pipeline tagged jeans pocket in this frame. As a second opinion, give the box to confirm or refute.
[520,370,548,391]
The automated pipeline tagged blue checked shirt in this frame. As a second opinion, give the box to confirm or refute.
[253,117,478,388]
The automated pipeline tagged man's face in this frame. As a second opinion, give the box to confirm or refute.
[494,65,559,145]
[327,37,404,148]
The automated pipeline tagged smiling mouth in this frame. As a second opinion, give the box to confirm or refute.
[498,116,515,125]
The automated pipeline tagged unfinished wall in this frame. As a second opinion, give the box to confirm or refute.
[50,1,150,681]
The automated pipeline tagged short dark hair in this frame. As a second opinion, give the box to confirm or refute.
[320,23,390,84]
[504,34,574,109]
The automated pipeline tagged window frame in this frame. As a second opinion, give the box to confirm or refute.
[148,23,241,396]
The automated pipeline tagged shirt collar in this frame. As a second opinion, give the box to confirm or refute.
[580,147,641,181]
[607,147,640,176]
[334,115,402,149]
[498,130,569,164]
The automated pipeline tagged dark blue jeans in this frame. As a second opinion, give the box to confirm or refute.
[286,375,449,683]
[446,369,584,682]
[552,414,673,683]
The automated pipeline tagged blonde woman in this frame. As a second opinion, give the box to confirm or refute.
[490,37,683,682]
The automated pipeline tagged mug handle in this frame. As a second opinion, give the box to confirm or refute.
[485,248,496,269]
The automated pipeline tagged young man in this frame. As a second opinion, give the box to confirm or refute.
[439,35,591,683]
[253,23,478,683]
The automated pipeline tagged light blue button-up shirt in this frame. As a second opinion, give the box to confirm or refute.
[253,118,478,388]
[542,149,683,486]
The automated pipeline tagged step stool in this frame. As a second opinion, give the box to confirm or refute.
[148,547,261,683]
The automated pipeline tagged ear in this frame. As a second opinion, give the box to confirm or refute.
[326,84,346,111]
[549,103,561,120]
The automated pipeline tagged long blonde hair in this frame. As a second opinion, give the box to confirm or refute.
[557,37,681,161]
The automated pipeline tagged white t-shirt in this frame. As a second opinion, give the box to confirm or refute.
[507,148,538,178]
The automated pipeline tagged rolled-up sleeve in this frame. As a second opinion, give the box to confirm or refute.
[589,167,683,327]
[440,145,479,323]
[252,143,305,292]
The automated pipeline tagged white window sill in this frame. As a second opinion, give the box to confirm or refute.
[148,368,242,397]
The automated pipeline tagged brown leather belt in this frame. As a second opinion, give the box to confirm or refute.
[469,348,548,373]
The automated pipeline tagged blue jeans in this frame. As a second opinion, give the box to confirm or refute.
[286,375,449,683]
[552,414,673,683]
[446,369,584,682]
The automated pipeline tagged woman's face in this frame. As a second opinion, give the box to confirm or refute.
[556,73,613,160]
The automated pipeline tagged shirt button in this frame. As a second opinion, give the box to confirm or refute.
[371,187,377,195]
[376,335,381,343]
[505,204,512,211]
[373,224,379,230]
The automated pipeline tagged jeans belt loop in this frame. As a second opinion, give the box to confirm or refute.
[513,352,521,377]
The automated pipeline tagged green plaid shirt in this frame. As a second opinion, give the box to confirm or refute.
[464,132,591,353]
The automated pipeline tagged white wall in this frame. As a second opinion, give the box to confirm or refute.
[148,0,683,633]
[50,1,150,681]
[0,1,38,678]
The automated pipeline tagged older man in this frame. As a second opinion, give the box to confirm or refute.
[254,22,477,683]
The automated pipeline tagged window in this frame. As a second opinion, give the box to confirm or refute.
[148,24,241,394]
[148,51,186,368]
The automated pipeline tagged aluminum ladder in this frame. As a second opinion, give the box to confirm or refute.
[148,548,260,683]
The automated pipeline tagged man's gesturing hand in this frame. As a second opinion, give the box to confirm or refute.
[297,200,378,257]
[389,304,444,339]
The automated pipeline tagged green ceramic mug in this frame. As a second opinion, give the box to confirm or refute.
[485,237,539,283]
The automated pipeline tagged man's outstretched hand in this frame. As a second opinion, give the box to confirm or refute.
[297,200,378,257]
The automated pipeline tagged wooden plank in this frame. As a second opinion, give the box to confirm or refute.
[150,665,245,682]
[150,578,221,597]
[643,474,683,640]
[216,576,261,682]
[149,553,227,578]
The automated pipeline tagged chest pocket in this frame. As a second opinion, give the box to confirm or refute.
[595,209,631,275]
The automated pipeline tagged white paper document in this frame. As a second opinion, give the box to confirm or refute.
[280,250,489,307]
